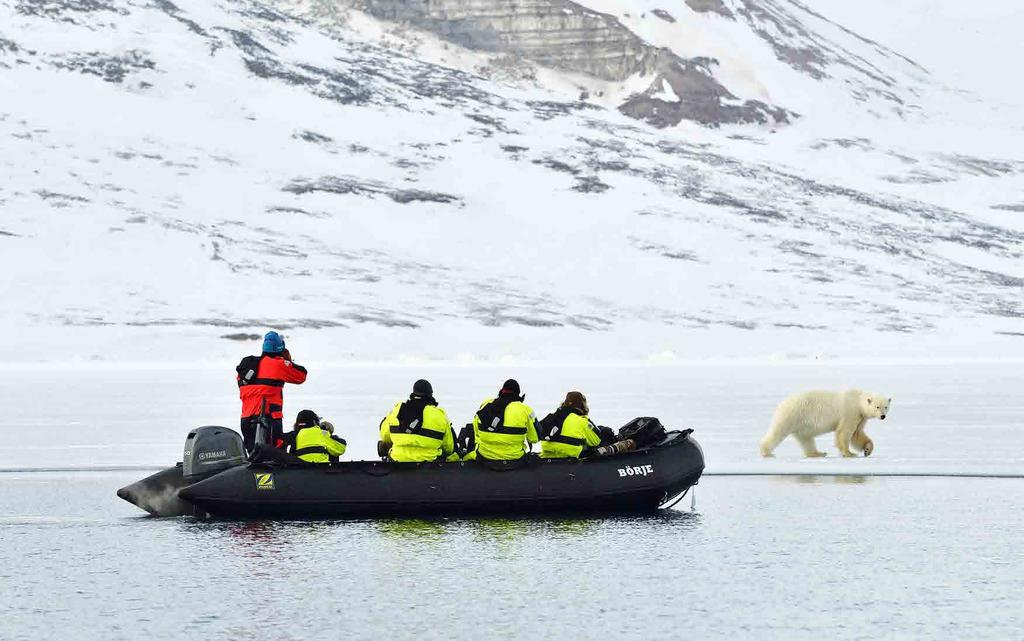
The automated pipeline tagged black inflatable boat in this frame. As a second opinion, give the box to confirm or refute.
[118,421,704,519]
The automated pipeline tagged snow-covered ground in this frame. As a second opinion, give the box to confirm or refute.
[1,0,1022,364]
[3,361,1021,475]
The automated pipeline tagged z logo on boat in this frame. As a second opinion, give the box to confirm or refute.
[617,464,654,478]
[254,472,275,490]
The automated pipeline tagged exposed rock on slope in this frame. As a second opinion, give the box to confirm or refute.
[619,56,787,127]
[359,0,657,82]
[685,0,732,17]
[343,0,789,126]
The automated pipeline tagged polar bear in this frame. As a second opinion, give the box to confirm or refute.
[759,389,891,458]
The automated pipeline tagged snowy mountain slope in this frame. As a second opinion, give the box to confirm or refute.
[285,0,931,128]
[806,0,1024,110]
[569,0,932,118]
[0,0,1022,362]
[282,0,1024,227]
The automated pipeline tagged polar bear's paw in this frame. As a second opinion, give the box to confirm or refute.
[863,440,874,457]
[840,451,857,458]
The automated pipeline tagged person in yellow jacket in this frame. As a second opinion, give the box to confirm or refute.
[379,379,458,462]
[469,379,538,461]
[291,409,347,463]
[538,391,602,459]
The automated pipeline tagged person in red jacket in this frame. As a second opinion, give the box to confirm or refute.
[236,331,308,453]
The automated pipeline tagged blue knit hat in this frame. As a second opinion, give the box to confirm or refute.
[262,331,285,354]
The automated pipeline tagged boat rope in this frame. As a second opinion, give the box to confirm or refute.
[660,486,692,511]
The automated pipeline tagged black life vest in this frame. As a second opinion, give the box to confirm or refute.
[476,396,523,435]
[393,397,445,440]
[236,355,263,387]
[236,355,287,389]
[538,407,586,446]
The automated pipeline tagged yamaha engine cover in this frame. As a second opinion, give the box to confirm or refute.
[183,426,246,481]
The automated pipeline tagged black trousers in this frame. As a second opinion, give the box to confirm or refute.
[241,416,284,454]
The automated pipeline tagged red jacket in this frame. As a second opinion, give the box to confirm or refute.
[237,355,308,419]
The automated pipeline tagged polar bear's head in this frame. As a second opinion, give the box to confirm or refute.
[861,394,892,420]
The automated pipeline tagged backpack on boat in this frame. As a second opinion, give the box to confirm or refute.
[617,417,667,449]
[236,355,263,386]
[476,397,516,433]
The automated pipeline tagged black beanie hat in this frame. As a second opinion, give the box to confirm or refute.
[498,378,521,397]
[295,409,319,428]
[412,379,433,397]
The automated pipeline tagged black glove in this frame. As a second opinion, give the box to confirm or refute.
[597,425,617,445]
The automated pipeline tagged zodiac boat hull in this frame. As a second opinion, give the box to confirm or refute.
[176,431,704,519]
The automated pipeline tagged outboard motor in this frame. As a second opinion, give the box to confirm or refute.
[117,426,246,517]
[183,425,247,483]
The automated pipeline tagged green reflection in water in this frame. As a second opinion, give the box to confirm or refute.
[776,475,872,485]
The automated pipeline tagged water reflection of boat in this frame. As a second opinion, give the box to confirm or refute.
[375,518,450,539]
[118,427,704,520]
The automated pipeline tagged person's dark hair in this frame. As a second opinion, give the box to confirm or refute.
[561,391,588,415]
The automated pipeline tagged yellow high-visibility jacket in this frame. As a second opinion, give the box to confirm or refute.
[293,426,347,463]
[380,400,456,462]
[539,411,601,459]
[473,397,538,461]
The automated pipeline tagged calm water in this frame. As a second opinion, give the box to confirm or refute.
[1,473,1021,641]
